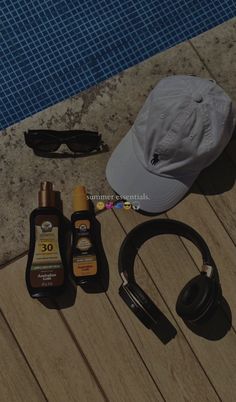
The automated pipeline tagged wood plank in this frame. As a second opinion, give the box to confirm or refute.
[114,207,236,401]
[0,312,46,402]
[196,151,236,243]
[166,182,236,328]
[226,136,236,167]
[97,210,219,402]
[189,17,236,234]
[0,257,106,402]
[62,291,163,402]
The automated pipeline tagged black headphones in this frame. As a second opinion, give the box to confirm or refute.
[118,219,222,333]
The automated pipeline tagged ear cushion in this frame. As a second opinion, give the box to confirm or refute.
[176,275,221,322]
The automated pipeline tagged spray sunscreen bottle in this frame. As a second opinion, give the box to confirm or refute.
[71,186,100,286]
[25,182,68,298]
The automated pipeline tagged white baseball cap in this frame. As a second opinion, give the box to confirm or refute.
[106,75,236,213]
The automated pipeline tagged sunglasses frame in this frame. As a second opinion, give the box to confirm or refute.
[24,130,107,157]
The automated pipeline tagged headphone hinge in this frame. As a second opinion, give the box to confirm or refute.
[120,272,128,285]
[202,264,213,277]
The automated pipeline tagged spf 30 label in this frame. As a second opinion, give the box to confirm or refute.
[37,239,56,255]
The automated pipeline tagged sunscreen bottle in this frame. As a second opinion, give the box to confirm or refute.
[71,186,100,285]
[26,182,68,298]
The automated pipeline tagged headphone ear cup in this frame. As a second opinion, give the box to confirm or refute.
[176,275,222,323]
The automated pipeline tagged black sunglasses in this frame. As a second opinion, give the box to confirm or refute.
[24,130,108,157]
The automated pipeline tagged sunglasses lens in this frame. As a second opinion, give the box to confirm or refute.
[67,136,100,153]
[33,139,59,152]
[67,143,98,152]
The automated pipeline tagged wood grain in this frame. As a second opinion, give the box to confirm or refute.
[226,137,236,168]
[1,160,235,402]
[0,257,106,402]
[196,152,236,243]
[113,205,236,401]
[167,184,236,328]
[98,210,219,402]
[62,291,163,402]
[0,312,46,402]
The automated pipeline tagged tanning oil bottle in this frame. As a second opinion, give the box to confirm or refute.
[25,181,68,298]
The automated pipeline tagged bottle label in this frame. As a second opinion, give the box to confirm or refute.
[30,215,64,288]
[73,219,97,277]
[73,256,97,277]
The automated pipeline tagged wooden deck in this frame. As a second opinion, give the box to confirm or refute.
[1,142,236,402]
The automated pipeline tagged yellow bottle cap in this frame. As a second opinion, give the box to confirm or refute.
[73,186,89,212]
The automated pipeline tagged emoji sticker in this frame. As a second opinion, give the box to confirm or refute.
[114,201,123,209]
[123,201,131,210]
[105,201,114,209]
[96,201,105,210]
[132,201,140,211]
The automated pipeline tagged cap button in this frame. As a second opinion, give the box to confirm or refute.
[193,94,203,103]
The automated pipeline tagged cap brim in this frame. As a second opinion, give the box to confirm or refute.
[106,128,196,213]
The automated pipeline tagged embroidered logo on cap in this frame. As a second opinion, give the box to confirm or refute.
[151,153,160,165]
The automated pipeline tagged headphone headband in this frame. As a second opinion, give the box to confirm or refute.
[119,219,216,282]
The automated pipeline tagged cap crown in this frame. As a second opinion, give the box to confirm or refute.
[133,76,235,178]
